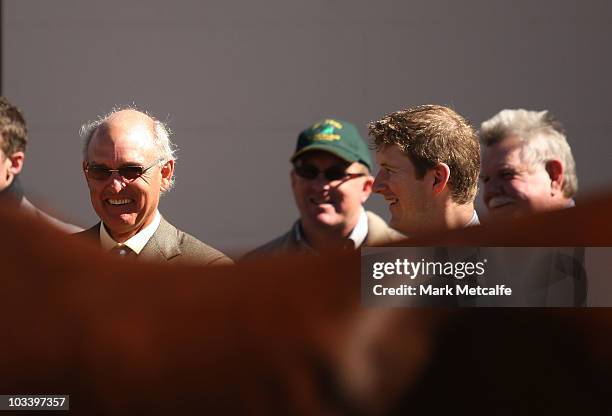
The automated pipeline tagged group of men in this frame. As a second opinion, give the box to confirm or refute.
[0,96,578,264]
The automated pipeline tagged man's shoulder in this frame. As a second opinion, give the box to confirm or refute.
[21,198,83,234]
[72,223,101,244]
[154,219,234,265]
[364,211,406,246]
[241,227,298,261]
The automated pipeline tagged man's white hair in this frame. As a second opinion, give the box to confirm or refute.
[79,106,178,190]
[480,109,578,198]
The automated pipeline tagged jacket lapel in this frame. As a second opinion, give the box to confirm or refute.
[139,217,182,262]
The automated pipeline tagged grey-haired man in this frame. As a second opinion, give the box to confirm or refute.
[480,109,578,219]
[76,108,232,265]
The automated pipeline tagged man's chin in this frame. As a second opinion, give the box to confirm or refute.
[389,216,408,234]
[488,204,522,218]
[310,213,344,229]
[102,215,137,233]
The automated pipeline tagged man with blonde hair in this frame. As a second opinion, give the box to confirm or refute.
[369,104,480,236]
[479,109,578,218]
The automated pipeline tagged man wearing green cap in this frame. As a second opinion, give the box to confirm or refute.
[246,119,402,257]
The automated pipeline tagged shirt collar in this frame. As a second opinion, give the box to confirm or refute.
[348,207,369,248]
[465,210,480,227]
[294,207,369,252]
[99,211,162,254]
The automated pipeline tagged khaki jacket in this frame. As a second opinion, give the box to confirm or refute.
[244,211,405,259]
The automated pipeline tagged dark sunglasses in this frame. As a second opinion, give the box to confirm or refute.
[85,159,162,181]
[294,164,366,181]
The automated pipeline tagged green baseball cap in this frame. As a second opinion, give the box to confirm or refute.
[290,118,373,171]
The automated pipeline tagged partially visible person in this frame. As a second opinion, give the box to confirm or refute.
[480,109,578,218]
[246,119,403,258]
[369,105,480,237]
[0,96,81,233]
[76,107,232,265]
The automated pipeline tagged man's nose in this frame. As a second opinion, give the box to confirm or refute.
[372,172,385,194]
[311,175,331,191]
[484,177,501,195]
[482,178,503,204]
[107,172,127,193]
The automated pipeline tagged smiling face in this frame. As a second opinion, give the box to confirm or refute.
[290,151,373,234]
[373,144,431,235]
[83,110,173,242]
[481,135,555,218]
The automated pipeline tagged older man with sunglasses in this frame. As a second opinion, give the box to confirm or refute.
[75,108,232,265]
[245,119,402,258]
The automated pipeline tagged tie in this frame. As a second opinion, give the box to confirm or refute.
[110,245,134,259]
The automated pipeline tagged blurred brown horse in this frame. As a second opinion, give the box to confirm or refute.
[1,192,612,415]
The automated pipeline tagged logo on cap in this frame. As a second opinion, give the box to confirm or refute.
[311,120,344,142]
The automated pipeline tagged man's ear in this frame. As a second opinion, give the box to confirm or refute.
[545,159,564,194]
[360,175,374,203]
[430,163,450,195]
[7,151,25,176]
[160,160,175,191]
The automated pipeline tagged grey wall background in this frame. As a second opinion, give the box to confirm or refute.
[3,0,611,256]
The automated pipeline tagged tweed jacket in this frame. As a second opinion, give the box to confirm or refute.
[75,217,233,266]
